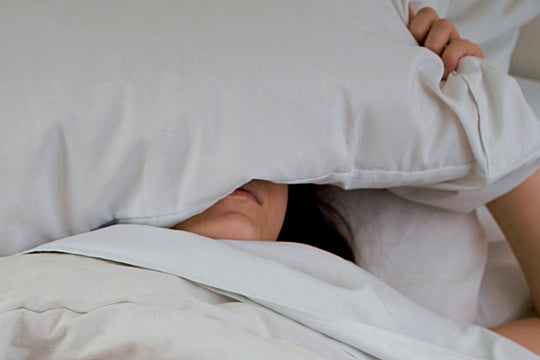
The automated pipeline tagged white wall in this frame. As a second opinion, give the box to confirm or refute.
[511,14,540,81]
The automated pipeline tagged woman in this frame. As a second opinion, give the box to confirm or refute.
[173,181,356,261]
[173,8,540,355]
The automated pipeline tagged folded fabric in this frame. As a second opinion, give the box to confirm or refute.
[2,0,540,256]
[2,224,535,359]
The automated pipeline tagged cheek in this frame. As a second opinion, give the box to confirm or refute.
[275,191,289,220]
[263,186,288,239]
[175,201,263,241]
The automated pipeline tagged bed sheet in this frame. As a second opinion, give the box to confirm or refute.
[2,254,345,360]
[1,224,538,359]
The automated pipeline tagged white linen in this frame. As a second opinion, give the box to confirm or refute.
[313,70,540,328]
[1,255,346,360]
[474,206,534,328]
[389,59,540,212]
[2,0,540,256]
[446,0,540,72]
[475,73,540,322]
[318,187,489,324]
[2,224,537,359]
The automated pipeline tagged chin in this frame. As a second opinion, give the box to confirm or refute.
[204,226,260,241]
[218,230,259,241]
[193,212,261,241]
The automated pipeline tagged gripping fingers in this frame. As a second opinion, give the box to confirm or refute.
[424,18,459,56]
[409,6,484,80]
[408,7,439,45]
[441,39,484,78]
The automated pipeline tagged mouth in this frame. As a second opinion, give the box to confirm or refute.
[230,183,262,205]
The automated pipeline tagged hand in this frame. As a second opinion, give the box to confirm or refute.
[408,7,484,79]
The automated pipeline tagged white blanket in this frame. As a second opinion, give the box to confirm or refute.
[2,225,537,359]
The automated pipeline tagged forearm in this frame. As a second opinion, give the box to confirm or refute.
[490,318,540,354]
[487,168,540,314]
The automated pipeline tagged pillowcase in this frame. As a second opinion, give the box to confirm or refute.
[318,1,540,325]
[317,186,489,324]
[2,0,540,255]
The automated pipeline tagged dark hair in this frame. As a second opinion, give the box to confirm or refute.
[277,184,355,262]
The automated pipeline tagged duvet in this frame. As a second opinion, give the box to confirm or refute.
[1,225,537,359]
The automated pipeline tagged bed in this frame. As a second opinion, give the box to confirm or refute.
[1,0,540,359]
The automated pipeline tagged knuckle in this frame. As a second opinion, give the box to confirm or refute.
[444,43,462,56]
[417,7,438,19]
[435,18,454,30]
[442,49,458,62]
[455,38,476,52]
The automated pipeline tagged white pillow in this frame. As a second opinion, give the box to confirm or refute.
[315,2,540,326]
[317,186,488,324]
[2,0,540,255]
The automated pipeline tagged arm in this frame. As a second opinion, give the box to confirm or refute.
[487,169,540,354]
[408,8,540,354]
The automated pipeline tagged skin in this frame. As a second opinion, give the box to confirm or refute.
[173,180,288,241]
[487,170,540,354]
[408,6,484,79]
[410,8,540,354]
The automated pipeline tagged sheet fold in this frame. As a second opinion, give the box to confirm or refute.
[2,224,535,359]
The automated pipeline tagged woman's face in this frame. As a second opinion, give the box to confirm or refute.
[173,180,288,241]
